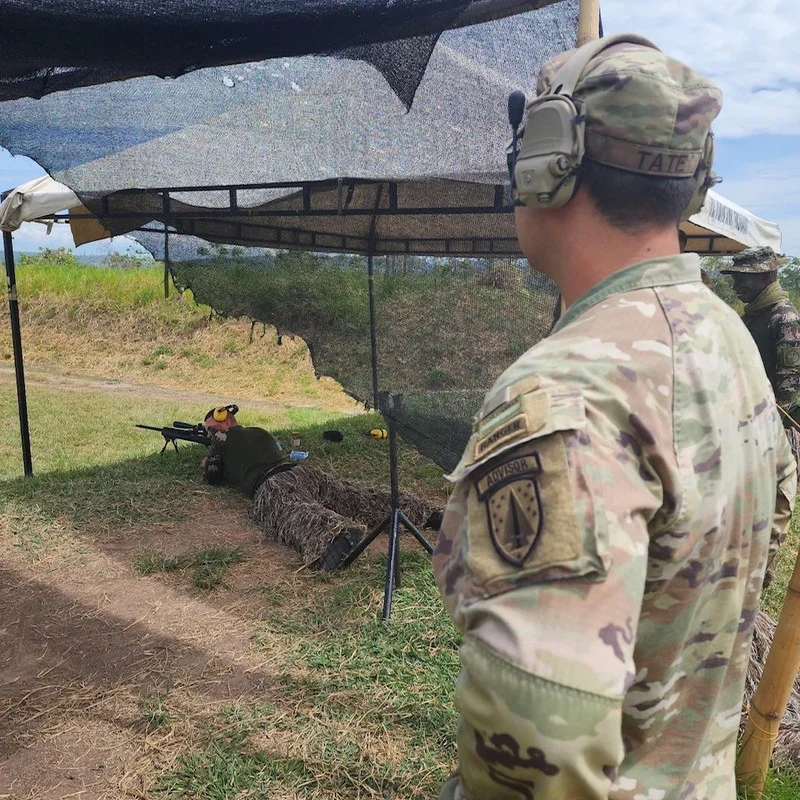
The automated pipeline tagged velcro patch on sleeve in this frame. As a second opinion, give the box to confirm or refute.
[472,390,549,462]
[474,414,530,461]
[779,345,800,369]
[466,432,606,597]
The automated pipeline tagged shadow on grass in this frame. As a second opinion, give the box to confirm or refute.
[155,553,460,799]
[0,562,276,761]
[0,412,446,535]
[0,414,457,797]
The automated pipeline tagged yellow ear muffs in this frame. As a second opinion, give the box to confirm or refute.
[213,407,228,422]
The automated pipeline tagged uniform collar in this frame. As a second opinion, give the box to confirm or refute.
[554,253,701,333]
[744,280,789,315]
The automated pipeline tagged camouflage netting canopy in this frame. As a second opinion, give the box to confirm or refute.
[0,0,565,108]
[1,0,577,471]
[134,235,560,473]
[0,2,580,258]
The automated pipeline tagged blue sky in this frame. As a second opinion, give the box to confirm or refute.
[2,0,799,256]
[602,0,800,255]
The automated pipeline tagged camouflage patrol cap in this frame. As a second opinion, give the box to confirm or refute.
[537,39,722,178]
[720,246,788,274]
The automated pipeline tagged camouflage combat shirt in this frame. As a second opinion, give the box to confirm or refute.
[434,254,796,800]
[203,426,284,494]
[742,281,800,426]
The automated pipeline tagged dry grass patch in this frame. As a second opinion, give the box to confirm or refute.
[0,259,356,413]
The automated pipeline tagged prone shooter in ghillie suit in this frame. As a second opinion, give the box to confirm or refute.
[201,405,442,571]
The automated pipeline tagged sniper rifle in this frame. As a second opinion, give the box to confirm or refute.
[136,420,211,454]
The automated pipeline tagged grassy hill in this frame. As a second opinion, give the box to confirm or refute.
[0,251,355,412]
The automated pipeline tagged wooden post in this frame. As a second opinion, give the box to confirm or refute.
[577,0,600,46]
[737,548,800,794]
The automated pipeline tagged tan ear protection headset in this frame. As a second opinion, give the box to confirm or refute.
[509,33,717,218]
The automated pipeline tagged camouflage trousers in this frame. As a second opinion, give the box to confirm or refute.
[787,427,800,470]
[252,464,440,567]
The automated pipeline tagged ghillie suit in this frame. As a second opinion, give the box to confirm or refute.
[742,610,800,764]
[253,463,440,567]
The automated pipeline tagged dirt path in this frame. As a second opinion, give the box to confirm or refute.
[0,492,320,799]
[0,365,360,414]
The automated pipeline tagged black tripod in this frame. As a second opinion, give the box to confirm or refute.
[342,392,434,621]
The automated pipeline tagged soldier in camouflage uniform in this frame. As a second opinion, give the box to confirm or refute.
[433,37,797,800]
[202,406,440,570]
[721,247,800,434]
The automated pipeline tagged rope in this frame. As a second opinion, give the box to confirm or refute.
[776,402,800,434]
[744,704,780,742]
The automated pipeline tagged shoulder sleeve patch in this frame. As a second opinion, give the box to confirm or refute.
[778,344,800,369]
[465,430,607,598]
[448,386,586,482]
[473,390,549,461]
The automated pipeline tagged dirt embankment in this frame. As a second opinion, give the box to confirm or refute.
[0,291,356,413]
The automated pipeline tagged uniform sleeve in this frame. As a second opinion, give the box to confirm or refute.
[434,415,658,800]
[770,310,800,421]
[770,412,797,564]
[203,430,227,485]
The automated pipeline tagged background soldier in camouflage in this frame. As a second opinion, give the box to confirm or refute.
[202,406,440,571]
[433,37,796,800]
[722,247,800,439]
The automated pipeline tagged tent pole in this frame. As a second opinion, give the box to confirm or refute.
[367,249,380,410]
[737,544,800,793]
[577,0,600,46]
[3,230,33,476]
[163,225,170,299]
[342,185,433,621]
[366,185,384,411]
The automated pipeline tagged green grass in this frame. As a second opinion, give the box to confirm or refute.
[1,365,798,797]
[135,680,175,734]
[0,381,346,483]
[740,765,800,800]
[136,552,190,575]
[0,255,355,409]
[136,546,247,590]
[13,250,180,312]
[157,554,460,799]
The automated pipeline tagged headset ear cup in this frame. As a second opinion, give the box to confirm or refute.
[682,133,716,219]
[213,407,228,422]
[514,95,585,210]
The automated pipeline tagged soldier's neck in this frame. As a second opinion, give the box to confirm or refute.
[541,210,681,307]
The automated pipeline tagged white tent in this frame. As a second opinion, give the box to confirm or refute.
[0,175,110,243]
[0,176,783,256]
[684,189,782,255]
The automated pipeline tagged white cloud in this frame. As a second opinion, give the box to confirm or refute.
[717,153,800,255]
[601,0,800,138]
[10,220,75,252]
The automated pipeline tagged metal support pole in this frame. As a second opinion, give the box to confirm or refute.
[367,251,380,411]
[366,184,383,411]
[163,225,170,299]
[342,392,434,621]
[3,230,33,476]
[388,395,401,510]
